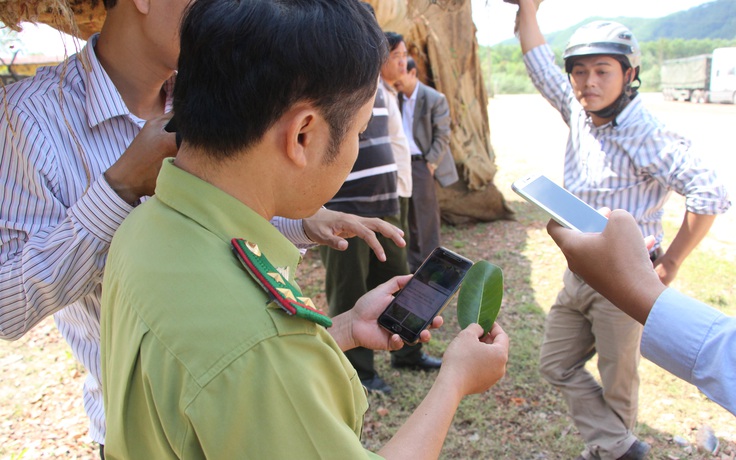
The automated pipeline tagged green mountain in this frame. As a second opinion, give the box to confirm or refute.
[484,0,736,94]
[543,0,735,48]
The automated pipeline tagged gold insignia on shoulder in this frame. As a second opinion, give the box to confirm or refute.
[297,297,316,309]
[267,272,285,285]
[245,241,261,257]
[277,288,297,302]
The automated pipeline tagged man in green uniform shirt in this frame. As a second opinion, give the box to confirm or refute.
[101,0,509,458]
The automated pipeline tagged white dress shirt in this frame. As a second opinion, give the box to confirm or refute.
[381,80,412,198]
[400,84,423,157]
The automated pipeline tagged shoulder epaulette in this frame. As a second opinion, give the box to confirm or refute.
[231,238,332,328]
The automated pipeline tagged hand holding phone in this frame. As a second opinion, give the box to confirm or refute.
[378,247,473,344]
[512,173,608,233]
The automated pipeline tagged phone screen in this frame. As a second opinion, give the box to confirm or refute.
[379,247,473,343]
[512,174,608,233]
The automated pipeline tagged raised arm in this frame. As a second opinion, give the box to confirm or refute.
[507,0,546,53]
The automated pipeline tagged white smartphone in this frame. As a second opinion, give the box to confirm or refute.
[511,173,608,233]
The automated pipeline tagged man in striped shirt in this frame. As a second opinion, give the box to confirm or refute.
[320,81,443,395]
[511,1,731,459]
[0,0,404,455]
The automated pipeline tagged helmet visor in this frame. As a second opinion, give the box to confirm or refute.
[564,42,635,60]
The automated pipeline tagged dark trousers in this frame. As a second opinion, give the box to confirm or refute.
[399,196,410,246]
[319,213,422,380]
[408,159,442,272]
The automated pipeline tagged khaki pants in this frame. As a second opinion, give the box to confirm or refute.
[540,269,643,460]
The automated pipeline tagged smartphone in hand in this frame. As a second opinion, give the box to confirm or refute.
[512,173,608,233]
[378,247,473,344]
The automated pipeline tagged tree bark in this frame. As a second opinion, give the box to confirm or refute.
[371,0,512,223]
[0,0,105,39]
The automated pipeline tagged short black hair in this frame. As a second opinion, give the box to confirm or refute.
[385,32,404,52]
[407,56,417,73]
[174,0,387,159]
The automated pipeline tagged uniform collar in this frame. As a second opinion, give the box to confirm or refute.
[154,159,301,273]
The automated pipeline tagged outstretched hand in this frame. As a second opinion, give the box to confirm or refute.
[546,209,664,324]
[303,208,406,262]
[329,275,443,352]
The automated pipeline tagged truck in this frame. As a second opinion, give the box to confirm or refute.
[660,47,736,104]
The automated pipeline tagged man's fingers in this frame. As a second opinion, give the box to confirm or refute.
[356,229,386,262]
[363,219,406,248]
[546,218,567,243]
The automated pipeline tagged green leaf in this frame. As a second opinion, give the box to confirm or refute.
[457,261,503,334]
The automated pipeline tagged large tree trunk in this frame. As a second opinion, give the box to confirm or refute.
[0,0,105,39]
[372,0,512,224]
[1,0,512,223]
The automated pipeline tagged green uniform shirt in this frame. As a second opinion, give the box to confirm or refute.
[101,159,381,459]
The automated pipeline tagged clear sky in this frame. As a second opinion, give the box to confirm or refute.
[472,0,718,46]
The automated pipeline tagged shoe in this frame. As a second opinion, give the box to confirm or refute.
[361,375,392,394]
[391,353,442,370]
[617,440,650,460]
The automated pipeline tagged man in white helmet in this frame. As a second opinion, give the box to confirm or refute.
[508,1,731,459]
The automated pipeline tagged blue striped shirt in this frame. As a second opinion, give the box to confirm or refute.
[0,35,310,443]
[524,45,730,244]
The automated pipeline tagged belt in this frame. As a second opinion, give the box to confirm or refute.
[411,155,424,161]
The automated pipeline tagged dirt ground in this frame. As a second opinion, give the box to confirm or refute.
[0,93,734,459]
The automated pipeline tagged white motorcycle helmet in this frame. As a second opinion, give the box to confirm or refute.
[563,21,641,119]
[563,21,641,75]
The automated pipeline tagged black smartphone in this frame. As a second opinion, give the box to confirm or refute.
[512,173,608,233]
[378,247,473,344]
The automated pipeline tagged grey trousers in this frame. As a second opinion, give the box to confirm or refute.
[540,269,643,460]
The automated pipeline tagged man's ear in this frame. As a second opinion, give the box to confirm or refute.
[285,108,319,169]
[625,67,635,84]
[131,0,151,14]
